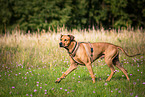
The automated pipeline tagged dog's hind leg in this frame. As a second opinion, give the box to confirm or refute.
[104,48,118,81]
[105,57,116,81]
[113,55,130,81]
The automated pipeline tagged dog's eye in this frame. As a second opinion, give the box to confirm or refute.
[64,39,67,41]
[60,39,62,41]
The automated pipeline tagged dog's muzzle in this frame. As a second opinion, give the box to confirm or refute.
[59,42,63,47]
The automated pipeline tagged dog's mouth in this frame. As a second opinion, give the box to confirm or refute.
[59,42,69,48]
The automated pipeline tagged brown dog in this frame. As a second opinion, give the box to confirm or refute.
[55,34,140,83]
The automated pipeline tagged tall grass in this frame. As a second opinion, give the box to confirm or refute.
[0,28,144,69]
[0,28,145,97]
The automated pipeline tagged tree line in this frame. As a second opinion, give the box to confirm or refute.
[0,0,145,33]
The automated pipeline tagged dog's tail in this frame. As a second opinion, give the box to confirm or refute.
[117,46,140,57]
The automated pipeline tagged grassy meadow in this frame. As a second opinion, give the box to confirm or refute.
[0,28,145,97]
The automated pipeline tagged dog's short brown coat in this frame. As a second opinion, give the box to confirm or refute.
[55,34,140,83]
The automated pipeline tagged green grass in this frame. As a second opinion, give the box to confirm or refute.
[0,29,145,97]
[0,59,145,97]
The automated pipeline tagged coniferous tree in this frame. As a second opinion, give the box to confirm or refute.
[0,0,145,33]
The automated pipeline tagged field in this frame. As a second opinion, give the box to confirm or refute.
[0,28,145,97]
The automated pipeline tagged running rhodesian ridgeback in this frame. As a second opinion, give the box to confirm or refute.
[55,34,140,83]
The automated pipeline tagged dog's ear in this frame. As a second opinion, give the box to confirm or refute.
[68,35,75,41]
[60,34,63,38]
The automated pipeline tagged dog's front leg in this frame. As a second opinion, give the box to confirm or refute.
[86,63,96,83]
[55,64,78,83]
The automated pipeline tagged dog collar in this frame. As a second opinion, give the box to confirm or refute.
[66,42,94,64]
[68,41,79,57]
[67,42,84,64]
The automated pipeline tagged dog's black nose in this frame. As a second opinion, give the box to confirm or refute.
[59,42,63,47]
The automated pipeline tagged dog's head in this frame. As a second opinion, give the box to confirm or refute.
[59,34,75,47]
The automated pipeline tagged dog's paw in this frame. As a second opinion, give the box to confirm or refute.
[105,79,110,82]
[55,80,61,83]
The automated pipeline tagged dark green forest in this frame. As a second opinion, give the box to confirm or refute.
[0,0,145,32]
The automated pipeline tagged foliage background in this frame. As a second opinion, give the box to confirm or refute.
[0,0,145,33]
